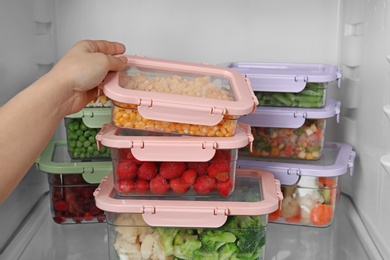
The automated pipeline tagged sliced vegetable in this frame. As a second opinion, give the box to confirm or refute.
[310,204,334,226]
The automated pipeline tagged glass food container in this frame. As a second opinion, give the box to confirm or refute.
[239,99,341,160]
[103,55,258,137]
[93,168,283,260]
[35,140,112,224]
[237,142,356,227]
[96,122,253,197]
[226,62,341,108]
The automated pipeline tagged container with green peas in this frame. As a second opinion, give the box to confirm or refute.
[65,108,111,160]
[226,62,342,108]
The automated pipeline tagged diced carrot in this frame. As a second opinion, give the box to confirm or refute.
[269,208,280,222]
[284,146,293,155]
[310,204,333,226]
[319,177,337,188]
[271,147,280,156]
[285,212,301,223]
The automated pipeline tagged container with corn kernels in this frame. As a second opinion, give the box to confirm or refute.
[102,55,258,137]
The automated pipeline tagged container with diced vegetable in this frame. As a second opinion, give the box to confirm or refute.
[95,122,253,197]
[226,62,341,108]
[237,142,356,227]
[65,107,111,160]
[239,99,341,160]
[35,140,112,224]
[93,168,283,260]
[102,55,258,137]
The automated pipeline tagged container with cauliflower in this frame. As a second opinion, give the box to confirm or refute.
[65,107,112,160]
[94,168,283,260]
[96,122,253,197]
[102,55,258,137]
[237,142,356,227]
[35,140,112,224]
[226,62,341,108]
[239,99,341,160]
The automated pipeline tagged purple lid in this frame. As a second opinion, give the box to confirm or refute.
[227,62,342,92]
[239,98,340,128]
[237,142,356,185]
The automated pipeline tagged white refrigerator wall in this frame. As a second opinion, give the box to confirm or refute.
[0,0,389,259]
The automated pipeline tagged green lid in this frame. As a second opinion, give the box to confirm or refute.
[35,140,112,184]
[65,107,111,128]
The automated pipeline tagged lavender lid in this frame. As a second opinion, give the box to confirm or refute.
[226,62,342,92]
[237,142,356,185]
[239,98,341,128]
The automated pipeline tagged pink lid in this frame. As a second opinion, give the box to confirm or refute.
[96,122,253,162]
[94,168,283,228]
[103,55,258,126]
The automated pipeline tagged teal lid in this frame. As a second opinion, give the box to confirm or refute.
[65,107,111,128]
[35,140,112,184]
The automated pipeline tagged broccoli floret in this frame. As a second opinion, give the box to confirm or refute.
[200,229,236,252]
[155,227,180,256]
[218,243,238,260]
[193,248,220,260]
[172,230,202,259]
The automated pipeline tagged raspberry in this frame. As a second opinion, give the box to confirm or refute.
[193,175,217,194]
[116,179,135,194]
[170,178,190,194]
[207,162,231,182]
[134,178,150,194]
[217,179,233,197]
[150,175,170,195]
[181,169,197,186]
[116,159,138,180]
[159,162,187,179]
[210,150,231,163]
[137,162,158,180]
[187,162,209,175]
[83,212,94,221]
[54,200,68,211]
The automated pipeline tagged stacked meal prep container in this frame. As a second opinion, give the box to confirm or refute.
[227,62,356,227]
[92,55,283,260]
[35,101,113,224]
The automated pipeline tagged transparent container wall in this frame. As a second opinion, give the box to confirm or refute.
[65,117,111,160]
[86,95,112,108]
[244,119,326,160]
[269,176,340,227]
[119,65,236,101]
[255,82,327,108]
[111,148,238,197]
[48,173,105,224]
[106,212,267,260]
[111,101,239,137]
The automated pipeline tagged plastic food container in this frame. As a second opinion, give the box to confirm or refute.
[94,168,283,260]
[35,140,112,224]
[226,62,342,108]
[96,122,253,197]
[237,142,356,227]
[103,55,258,137]
[65,107,111,160]
[239,99,341,160]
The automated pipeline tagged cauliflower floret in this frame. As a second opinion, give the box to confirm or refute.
[300,191,325,222]
[115,214,154,244]
[140,232,168,260]
[114,234,142,260]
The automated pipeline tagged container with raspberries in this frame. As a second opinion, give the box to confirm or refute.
[102,55,258,137]
[95,122,253,197]
[93,168,283,260]
[237,142,356,227]
[239,99,341,160]
[35,140,112,224]
[226,62,341,108]
[65,107,112,160]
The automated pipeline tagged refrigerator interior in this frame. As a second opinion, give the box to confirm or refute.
[0,0,389,259]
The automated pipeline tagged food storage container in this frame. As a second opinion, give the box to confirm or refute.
[93,168,283,260]
[96,122,253,197]
[35,140,112,224]
[226,62,342,108]
[102,55,258,137]
[65,107,111,160]
[239,98,341,160]
[237,142,356,227]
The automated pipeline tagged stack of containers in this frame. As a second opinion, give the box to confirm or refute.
[35,91,113,224]
[227,62,356,227]
[93,55,283,260]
